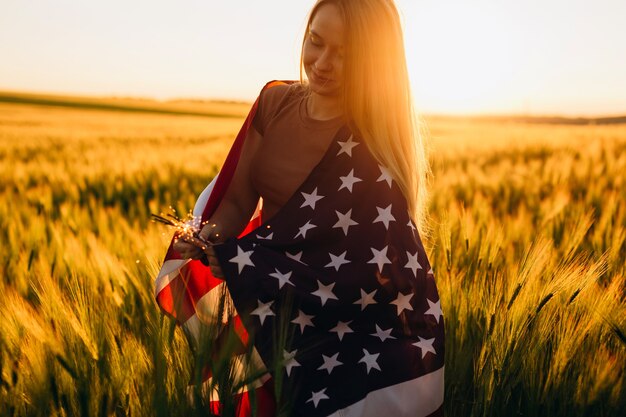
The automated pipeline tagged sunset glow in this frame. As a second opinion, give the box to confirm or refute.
[0,0,624,116]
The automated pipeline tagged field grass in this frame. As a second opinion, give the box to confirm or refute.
[0,97,624,416]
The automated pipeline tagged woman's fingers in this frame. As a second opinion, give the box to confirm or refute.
[173,238,203,259]
[199,223,221,243]
[208,259,224,278]
[174,235,223,277]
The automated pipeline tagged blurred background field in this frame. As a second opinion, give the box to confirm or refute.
[0,96,624,416]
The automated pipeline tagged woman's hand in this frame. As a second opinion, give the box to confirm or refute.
[172,238,205,260]
[197,223,224,278]
[172,224,224,278]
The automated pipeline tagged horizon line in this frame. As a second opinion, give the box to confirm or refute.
[1,87,625,120]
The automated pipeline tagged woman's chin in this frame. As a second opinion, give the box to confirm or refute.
[309,79,341,97]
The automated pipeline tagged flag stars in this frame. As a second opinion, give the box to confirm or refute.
[359,349,381,374]
[255,232,273,240]
[373,204,396,230]
[229,246,255,274]
[291,310,315,333]
[407,219,417,233]
[269,268,294,289]
[300,187,324,210]
[250,300,275,325]
[377,165,393,187]
[425,299,443,323]
[311,280,339,306]
[307,388,330,408]
[337,135,359,157]
[317,353,343,375]
[333,209,358,236]
[286,251,305,264]
[391,291,414,316]
[330,320,354,341]
[370,324,396,342]
[404,251,422,277]
[325,250,350,272]
[338,169,362,193]
[413,337,437,358]
[368,246,391,272]
[353,289,377,311]
[283,349,301,376]
[295,220,317,239]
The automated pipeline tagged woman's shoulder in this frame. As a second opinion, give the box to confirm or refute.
[258,80,304,106]
[254,80,305,134]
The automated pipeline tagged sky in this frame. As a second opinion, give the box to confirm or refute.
[1,0,625,116]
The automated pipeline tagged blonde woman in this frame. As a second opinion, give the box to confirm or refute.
[159,0,444,415]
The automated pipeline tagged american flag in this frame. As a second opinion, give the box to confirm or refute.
[155,81,444,416]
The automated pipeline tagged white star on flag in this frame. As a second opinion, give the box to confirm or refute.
[391,291,414,315]
[336,135,359,157]
[283,349,301,376]
[413,337,436,358]
[269,268,294,289]
[229,246,255,274]
[300,187,324,210]
[404,250,422,277]
[338,169,362,192]
[333,209,358,235]
[353,288,377,311]
[368,246,391,272]
[311,280,339,306]
[377,165,393,187]
[370,324,396,342]
[427,267,434,276]
[255,232,273,240]
[286,251,305,264]
[250,300,274,325]
[325,250,350,271]
[295,220,317,239]
[306,388,329,408]
[425,299,443,323]
[291,309,315,333]
[359,348,381,374]
[373,204,396,230]
[317,353,343,374]
[407,219,416,233]
[330,320,354,340]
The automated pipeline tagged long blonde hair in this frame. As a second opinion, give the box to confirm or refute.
[300,0,430,232]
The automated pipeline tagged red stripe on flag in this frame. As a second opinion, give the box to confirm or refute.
[232,315,250,347]
[208,377,276,417]
[157,260,224,322]
[156,274,196,321]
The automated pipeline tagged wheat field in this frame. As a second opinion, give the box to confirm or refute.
[0,98,624,416]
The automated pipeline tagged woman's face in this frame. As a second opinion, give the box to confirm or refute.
[303,3,345,97]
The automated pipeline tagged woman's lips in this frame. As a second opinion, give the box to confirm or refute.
[312,70,334,84]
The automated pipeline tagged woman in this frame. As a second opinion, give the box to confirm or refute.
[159,1,444,415]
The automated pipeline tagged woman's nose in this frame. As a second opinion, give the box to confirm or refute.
[315,49,334,71]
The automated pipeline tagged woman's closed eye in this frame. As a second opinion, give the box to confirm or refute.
[309,33,322,47]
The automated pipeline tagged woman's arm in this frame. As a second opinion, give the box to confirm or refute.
[174,125,263,275]
[202,125,262,242]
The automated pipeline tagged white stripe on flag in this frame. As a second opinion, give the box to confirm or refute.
[193,176,218,217]
[195,282,233,326]
[155,258,190,295]
[327,366,444,417]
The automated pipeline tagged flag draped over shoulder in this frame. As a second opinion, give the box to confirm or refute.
[155,81,445,417]
[154,81,285,417]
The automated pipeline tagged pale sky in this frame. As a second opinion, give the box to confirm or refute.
[1,0,625,116]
